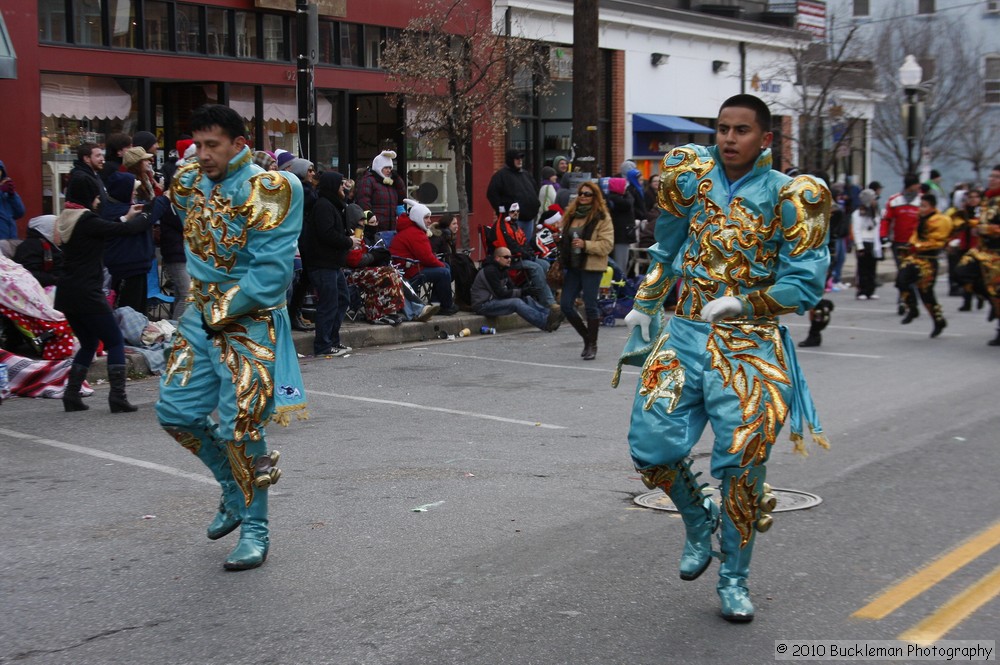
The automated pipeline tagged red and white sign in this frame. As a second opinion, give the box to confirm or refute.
[796,0,826,39]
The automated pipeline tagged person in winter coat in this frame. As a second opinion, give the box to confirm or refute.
[54,174,151,413]
[606,177,636,271]
[69,143,109,213]
[559,181,614,361]
[0,160,26,240]
[300,171,360,356]
[471,247,563,332]
[101,171,154,313]
[430,213,477,310]
[487,149,540,241]
[356,150,407,232]
[149,194,189,319]
[489,203,555,307]
[851,188,883,301]
[389,200,457,314]
[13,215,64,286]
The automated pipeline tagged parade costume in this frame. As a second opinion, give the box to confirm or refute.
[155,147,307,570]
[895,209,952,337]
[613,144,830,621]
[956,187,1000,344]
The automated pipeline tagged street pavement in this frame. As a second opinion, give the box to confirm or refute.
[2,276,999,665]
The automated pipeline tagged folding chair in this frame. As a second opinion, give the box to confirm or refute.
[146,258,175,321]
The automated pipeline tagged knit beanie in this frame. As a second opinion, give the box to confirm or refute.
[372,150,396,173]
[276,151,296,169]
[66,175,101,207]
[282,158,314,181]
[541,166,557,181]
[859,188,877,206]
[620,160,637,177]
[132,131,158,153]
[253,150,276,170]
[626,168,643,193]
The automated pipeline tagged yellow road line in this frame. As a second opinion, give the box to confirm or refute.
[852,519,1000,620]
[899,562,1000,645]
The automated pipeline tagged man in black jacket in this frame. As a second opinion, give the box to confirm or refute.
[69,142,109,212]
[300,171,360,356]
[470,247,563,332]
[487,149,540,239]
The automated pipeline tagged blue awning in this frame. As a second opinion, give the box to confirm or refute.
[633,113,714,134]
[0,13,15,79]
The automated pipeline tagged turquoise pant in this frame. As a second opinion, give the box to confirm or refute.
[627,316,793,480]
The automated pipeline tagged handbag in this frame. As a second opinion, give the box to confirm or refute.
[546,257,564,289]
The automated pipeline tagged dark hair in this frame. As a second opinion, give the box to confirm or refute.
[77,142,100,161]
[105,132,133,156]
[904,173,920,189]
[966,188,982,197]
[930,169,941,179]
[921,193,937,207]
[66,174,101,207]
[867,181,882,191]
[809,170,831,186]
[437,212,456,230]
[719,94,772,130]
[189,104,245,141]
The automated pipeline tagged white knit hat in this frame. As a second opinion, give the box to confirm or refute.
[372,150,396,173]
[403,198,431,230]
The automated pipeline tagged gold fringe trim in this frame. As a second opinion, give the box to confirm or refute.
[270,403,310,427]
[789,429,830,458]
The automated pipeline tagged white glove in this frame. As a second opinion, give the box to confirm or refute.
[700,296,742,323]
[624,309,653,342]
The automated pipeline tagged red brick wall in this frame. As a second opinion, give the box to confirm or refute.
[610,50,625,177]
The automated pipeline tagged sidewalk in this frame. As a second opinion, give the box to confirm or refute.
[87,310,532,382]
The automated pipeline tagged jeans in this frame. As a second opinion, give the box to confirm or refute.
[308,268,350,354]
[410,266,454,309]
[477,295,549,330]
[162,261,190,319]
[512,257,554,306]
[560,268,603,319]
[65,311,126,366]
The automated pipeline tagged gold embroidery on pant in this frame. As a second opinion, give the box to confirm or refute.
[215,316,277,442]
[163,332,194,387]
[639,333,686,412]
[724,470,761,548]
[223,439,256,507]
[165,428,201,455]
[708,324,791,466]
[640,466,679,492]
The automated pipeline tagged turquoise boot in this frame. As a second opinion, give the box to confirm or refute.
[223,440,281,571]
[717,466,776,623]
[640,460,720,581]
[163,421,243,540]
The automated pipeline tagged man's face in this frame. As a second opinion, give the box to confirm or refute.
[556,159,567,172]
[193,125,245,180]
[85,147,105,172]
[513,157,523,170]
[966,191,981,208]
[716,106,772,181]
[919,199,934,216]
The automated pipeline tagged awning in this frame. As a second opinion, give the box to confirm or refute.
[228,86,334,126]
[0,13,15,79]
[633,113,714,134]
[40,74,132,119]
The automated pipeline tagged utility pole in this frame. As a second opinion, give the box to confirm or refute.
[572,0,599,176]
[296,0,318,162]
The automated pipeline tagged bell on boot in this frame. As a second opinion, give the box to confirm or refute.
[107,365,138,413]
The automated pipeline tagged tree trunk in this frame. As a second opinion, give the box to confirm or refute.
[454,143,471,252]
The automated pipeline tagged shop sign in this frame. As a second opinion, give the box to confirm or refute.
[750,74,781,94]
[255,0,345,16]
[796,0,826,39]
[550,47,573,82]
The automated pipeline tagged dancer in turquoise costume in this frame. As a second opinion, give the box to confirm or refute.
[613,95,830,621]
[155,104,308,571]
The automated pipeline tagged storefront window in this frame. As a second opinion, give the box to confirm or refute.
[235,11,258,59]
[340,23,359,67]
[39,0,68,43]
[262,85,299,154]
[262,14,286,61]
[72,0,104,46]
[176,4,202,53]
[315,90,342,170]
[109,0,135,48]
[318,20,336,64]
[363,25,381,68]
[144,0,169,51]
[229,84,257,148]
[206,8,231,56]
[39,73,139,214]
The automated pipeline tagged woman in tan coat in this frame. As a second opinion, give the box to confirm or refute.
[559,181,614,360]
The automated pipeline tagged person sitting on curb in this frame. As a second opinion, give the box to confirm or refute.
[389,200,458,315]
[470,247,564,332]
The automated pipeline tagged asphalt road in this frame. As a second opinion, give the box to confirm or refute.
[3,282,998,665]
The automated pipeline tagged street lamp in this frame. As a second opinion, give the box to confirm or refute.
[898,54,923,176]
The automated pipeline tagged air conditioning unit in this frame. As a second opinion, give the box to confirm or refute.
[406,160,449,213]
[987,0,1000,14]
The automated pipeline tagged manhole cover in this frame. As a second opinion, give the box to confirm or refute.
[634,487,822,513]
